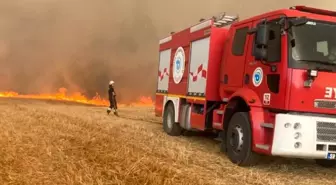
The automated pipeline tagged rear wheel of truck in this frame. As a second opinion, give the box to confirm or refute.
[163,103,182,136]
[315,159,336,168]
[225,112,260,166]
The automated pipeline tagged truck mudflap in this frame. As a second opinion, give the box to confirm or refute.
[272,113,336,159]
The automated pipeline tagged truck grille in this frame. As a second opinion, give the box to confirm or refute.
[316,121,336,142]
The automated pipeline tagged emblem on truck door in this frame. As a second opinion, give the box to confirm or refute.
[252,67,263,87]
[173,47,186,84]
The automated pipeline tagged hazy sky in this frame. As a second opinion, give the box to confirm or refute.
[0,0,335,102]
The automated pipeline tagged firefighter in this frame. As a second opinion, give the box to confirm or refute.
[107,80,118,116]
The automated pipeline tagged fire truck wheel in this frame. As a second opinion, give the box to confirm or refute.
[226,112,260,166]
[163,103,182,136]
[315,159,336,168]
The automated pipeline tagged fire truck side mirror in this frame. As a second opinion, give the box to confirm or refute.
[254,47,267,61]
[251,24,270,61]
[255,24,270,46]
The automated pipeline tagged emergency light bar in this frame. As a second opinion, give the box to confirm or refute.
[212,12,239,27]
[290,5,336,17]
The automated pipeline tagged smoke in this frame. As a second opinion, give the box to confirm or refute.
[0,0,334,103]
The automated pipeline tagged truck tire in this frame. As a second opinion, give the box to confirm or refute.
[225,112,260,166]
[163,103,182,136]
[315,159,336,168]
[219,131,227,153]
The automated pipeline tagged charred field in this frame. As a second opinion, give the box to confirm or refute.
[0,98,335,185]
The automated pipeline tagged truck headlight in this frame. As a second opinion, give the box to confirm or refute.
[294,142,301,148]
[284,123,291,128]
[294,132,301,139]
[294,122,301,129]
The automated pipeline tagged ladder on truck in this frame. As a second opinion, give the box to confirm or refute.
[199,12,239,28]
[169,12,239,35]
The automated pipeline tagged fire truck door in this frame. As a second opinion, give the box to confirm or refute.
[244,15,287,109]
[222,22,253,88]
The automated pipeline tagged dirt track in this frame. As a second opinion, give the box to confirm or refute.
[0,98,336,185]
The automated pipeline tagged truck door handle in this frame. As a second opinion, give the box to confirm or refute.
[270,65,277,72]
[244,74,249,84]
[224,75,228,84]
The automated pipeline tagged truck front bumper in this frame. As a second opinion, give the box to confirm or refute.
[271,113,336,159]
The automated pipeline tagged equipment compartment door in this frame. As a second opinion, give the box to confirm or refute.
[157,49,171,93]
[188,37,210,97]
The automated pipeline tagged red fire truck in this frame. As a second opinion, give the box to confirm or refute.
[155,5,336,167]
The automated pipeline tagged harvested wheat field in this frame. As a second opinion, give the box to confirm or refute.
[0,98,336,185]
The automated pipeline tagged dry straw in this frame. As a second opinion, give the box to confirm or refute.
[0,98,335,185]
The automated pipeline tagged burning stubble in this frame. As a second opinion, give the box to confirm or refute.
[0,0,334,103]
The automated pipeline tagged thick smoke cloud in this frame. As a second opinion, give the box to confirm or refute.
[0,0,334,103]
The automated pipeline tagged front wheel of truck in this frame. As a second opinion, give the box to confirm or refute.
[225,112,260,166]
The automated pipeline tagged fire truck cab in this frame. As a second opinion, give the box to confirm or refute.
[155,5,336,167]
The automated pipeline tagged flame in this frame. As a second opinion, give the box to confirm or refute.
[0,88,154,107]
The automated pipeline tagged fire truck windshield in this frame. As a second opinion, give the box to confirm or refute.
[289,19,336,71]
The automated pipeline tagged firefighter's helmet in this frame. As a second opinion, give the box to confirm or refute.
[109,80,114,85]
